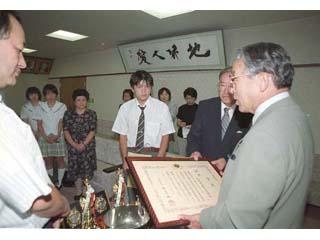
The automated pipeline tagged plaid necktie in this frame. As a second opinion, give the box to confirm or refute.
[221,107,230,140]
[135,106,145,152]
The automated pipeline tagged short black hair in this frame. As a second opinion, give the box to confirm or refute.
[122,89,134,100]
[158,87,171,101]
[0,11,22,40]
[129,70,154,88]
[25,87,41,101]
[183,87,197,99]
[43,84,58,96]
[72,88,89,101]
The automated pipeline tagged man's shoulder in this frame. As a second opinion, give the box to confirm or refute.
[199,97,219,108]
[118,98,136,112]
[149,97,165,105]
[1,104,28,133]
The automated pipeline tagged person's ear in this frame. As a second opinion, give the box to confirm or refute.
[257,72,270,92]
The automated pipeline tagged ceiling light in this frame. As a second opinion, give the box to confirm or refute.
[23,48,37,53]
[143,10,194,19]
[46,30,88,41]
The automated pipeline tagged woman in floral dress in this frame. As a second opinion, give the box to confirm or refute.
[63,89,97,197]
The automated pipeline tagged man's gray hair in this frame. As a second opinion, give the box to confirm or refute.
[0,11,21,40]
[236,42,294,89]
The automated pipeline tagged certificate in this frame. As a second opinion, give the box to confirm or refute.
[127,157,222,228]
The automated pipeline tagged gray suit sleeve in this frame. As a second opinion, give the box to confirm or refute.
[200,130,287,228]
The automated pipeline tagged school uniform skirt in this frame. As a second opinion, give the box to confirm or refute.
[38,136,66,157]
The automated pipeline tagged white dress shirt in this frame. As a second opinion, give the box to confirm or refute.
[0,95,52,227]
[39,101,67,136]
[252,92,290,125]
[112,97,175,148]
[20,101,42,132]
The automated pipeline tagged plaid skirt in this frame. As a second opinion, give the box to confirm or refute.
[38,136,66,157]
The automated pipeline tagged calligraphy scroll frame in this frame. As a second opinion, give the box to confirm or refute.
[118,30,226,72]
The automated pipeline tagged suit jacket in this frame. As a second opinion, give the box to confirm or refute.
[200,96,314,228]
[187,97,252,160]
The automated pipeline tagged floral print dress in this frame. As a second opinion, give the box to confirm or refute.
[63,109,97,181]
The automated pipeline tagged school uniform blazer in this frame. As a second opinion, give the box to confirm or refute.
[200,96,314,228]
[187,97,252,160]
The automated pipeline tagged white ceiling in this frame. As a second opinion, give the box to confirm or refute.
[18,10,320,59]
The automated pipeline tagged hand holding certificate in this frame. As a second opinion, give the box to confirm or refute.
[126,157,222,228]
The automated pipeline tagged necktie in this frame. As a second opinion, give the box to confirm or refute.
[221,107,230,140]
[135,106,145,152]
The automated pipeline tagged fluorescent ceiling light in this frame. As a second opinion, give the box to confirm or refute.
[143,10,194,19]
[23,48,37,53]
[46,30,88,41]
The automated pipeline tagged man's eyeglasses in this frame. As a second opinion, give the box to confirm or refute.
[230,74,252,81]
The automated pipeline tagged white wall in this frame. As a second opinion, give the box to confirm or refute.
[51,48,125,77]
[223,15,320,65]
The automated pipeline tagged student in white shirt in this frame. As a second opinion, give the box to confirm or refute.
[38,84,67,188]
[20,86,42,140]
[0,10,69,228]
[112,70,175,169]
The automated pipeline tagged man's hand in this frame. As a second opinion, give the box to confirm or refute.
[179,214,202,229]
[190,151,202,160]
[210,157,227,175]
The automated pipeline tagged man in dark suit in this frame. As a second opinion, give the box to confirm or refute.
[187,67,252,170]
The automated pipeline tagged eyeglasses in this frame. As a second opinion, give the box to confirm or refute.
[230,74,252,81]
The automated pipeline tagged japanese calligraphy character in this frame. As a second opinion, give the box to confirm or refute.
[187,42,211,59]
[137,49,151,65]
[152,50,166,60]
[166,44,179,59]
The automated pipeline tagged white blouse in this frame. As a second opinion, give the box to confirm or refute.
[39,101,67,136]
[20,101,42,132]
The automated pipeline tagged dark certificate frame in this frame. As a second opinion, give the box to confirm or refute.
[127,156,222,228]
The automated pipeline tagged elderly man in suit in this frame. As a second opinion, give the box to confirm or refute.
[187,67,252,171]
[181,42,314,228]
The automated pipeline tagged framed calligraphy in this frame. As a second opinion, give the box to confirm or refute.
[118,30,226,72]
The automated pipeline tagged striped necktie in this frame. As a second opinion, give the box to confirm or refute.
[221,107,230,140]
[135,106,145,152]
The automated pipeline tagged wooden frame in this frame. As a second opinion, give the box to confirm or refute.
[36,58,53,74]
[22,56,38,73]
[22,56,54,74]
[127,156,222,228]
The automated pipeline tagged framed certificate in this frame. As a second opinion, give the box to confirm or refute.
[127,157,222,228]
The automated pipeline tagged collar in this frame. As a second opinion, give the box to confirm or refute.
[252,91,289,125]
[41,101,62,112]
[221,101,236,111]
[135,96,151,108]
